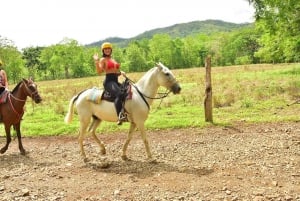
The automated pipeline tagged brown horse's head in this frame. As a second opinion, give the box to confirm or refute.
[22,78,42,103]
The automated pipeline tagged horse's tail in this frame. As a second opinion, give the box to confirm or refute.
[64,90,85,124]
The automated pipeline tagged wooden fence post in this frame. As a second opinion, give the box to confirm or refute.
[204,56,213,122]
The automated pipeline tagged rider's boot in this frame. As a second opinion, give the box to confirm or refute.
[117,110,127,125]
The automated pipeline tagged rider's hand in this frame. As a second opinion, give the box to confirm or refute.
[120,71,126,76]
[93,53,99,61]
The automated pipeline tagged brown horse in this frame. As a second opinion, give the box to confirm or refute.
[0,78,42,155]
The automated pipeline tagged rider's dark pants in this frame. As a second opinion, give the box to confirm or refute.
[104,74,123,116]
[0,87,5,94]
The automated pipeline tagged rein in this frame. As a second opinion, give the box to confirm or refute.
[7,81,38,120]
[126,76,171,110]
[8,94,24,121]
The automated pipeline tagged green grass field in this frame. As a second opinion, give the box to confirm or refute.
[6,63,299,137]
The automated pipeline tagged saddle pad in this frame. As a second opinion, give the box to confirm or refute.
[86,87,102,104]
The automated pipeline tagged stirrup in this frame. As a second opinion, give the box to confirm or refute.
[117,112,127,125]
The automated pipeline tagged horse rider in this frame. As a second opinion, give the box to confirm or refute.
[0,59,8,94]
[93,42,127,125]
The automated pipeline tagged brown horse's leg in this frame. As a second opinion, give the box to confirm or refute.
[0,125,12,154]
[122,122,136,161]
[14,123,26,155]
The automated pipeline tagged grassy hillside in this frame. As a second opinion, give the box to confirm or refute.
[87,19,252,47]
[4,63,299,137]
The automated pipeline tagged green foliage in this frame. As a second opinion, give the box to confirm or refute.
[124,42,148,72]
[248,0,300,63]
[220,27,260,66]
[0,39,27,83]
[22,47,43,79]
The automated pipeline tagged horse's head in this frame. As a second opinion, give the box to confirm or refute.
[22,78,42,103]
[155,62,181,94]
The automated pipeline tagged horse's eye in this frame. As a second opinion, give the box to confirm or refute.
[29,85,36,91]
[165,73,170,76]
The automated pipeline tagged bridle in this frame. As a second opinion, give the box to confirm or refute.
[126,76,172,110]
[10,81,39,101]
[7,80,40,120]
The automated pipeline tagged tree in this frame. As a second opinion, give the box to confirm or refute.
[125,42,148,72]
[220,27,260,65]
[247,0,300,62]
[149,34,173,66]
[0,36,26,83]
[22,47,43,79]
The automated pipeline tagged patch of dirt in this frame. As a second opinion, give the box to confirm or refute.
[0,122,300,200]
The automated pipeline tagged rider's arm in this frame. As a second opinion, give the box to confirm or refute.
[93,53,105,75]
[2,70,8,89]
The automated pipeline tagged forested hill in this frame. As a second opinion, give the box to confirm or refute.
[87,19,252,47]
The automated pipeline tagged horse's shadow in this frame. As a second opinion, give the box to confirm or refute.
[85,159,214,179]
[0,153,59,170]
[0,153,34,168]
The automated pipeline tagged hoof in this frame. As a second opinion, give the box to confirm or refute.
[83,157,89,163]
[121,155,131,161]
[147,158,157,164]
[20,150,26,155]
[100,149,106,155]
[0,149,6,154]
[99,162,110,169]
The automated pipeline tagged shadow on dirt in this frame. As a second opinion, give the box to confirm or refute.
[85,159,213,179]
[0,153,34,168]
[0,152,58,169]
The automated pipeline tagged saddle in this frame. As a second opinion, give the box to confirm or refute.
[87,78,132,103]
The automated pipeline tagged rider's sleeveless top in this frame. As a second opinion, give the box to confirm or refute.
[106,59,120,70]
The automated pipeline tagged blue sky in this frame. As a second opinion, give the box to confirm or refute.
[1,0,254,49]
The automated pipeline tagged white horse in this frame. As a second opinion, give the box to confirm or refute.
[64,62,181,162]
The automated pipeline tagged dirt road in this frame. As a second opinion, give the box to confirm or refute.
[0,122,299,200]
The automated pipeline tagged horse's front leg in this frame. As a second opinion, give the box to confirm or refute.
[0,125,12,154]
[122,122,136,161]
[14,123,26,155]
[138,124,156,163]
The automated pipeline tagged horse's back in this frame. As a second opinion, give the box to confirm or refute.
[76,86,150,123]
[76,88,118,122]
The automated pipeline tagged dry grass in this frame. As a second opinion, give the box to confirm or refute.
[16,63,300,136]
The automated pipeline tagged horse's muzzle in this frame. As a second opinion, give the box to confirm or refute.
[171,83,181,94]
[34,95,42,104]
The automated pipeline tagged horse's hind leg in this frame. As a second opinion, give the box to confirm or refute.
[121,122,136,161]
[78,116,91,162]
[89,118,106,155]
[14,123,26,155]
[0,125,12,154]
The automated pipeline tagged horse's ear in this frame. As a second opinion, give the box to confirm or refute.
[156,62,163,70]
